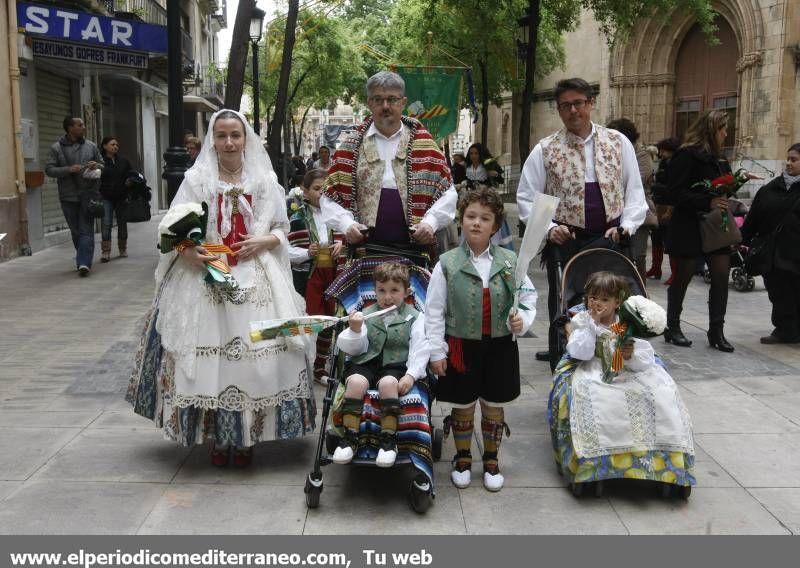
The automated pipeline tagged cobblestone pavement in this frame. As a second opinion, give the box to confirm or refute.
[1,207,799,535]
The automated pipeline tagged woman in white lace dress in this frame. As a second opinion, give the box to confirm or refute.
[127,109,315,467]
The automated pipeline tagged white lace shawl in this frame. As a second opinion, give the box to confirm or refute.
[153,109,308,380]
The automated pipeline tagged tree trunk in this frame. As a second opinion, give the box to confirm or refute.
[223,0,256,110]
[479,58,489,147]
[268,0,300,170]
[518,0,541,165]
[294,106,311,155]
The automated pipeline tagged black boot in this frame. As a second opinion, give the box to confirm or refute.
[665,323,692,347]
[707,325,734,352]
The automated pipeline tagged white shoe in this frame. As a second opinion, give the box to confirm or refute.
[451,468,471,489]
[375,447,397,468]
[483,471,505,492]
[332,444,354,464]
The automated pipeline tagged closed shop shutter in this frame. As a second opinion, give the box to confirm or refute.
[36,69,73,233]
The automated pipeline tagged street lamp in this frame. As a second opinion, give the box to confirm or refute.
[163,0,190,206]
[250,7,266,135]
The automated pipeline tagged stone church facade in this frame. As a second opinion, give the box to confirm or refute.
[480,0,800,188]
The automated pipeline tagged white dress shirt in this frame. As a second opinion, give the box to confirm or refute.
[320,122,458,234]
[566,310,654,372]
[425,245,538,362]
[336,312,430,380]
[287,203,331,265]
[516,123,647,235]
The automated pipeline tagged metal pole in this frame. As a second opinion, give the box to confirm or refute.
[163,0,190,206]
[252,41,260,135]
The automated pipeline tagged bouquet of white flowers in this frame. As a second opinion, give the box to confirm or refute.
[603,295,666,382]
[159,201,238,291]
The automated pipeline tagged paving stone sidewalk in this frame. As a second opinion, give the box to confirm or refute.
[1,207,799,535]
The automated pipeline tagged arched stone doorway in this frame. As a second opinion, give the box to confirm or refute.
[674,18,740,151]
[608,0,765,151]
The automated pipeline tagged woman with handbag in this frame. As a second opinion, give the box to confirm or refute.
[607,119,656,281]
[649,137,681,283]
[741,144,800,344]
[99,137,132,262]
[664,110,757,352]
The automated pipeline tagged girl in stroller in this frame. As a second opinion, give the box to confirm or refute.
[549,271,696,498]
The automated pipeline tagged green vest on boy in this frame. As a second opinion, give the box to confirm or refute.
[351,302,420,366]
[440,243,517,340]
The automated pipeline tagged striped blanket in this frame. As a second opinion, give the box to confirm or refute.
[329,378,435,489]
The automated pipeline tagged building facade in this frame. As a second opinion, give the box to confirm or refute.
[478,0,800,192]
[0,0,226,260]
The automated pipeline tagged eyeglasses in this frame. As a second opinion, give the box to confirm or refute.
[556,99,590,112]
[369,96,404,106]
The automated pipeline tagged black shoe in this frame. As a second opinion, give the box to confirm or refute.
[664,327,692,347]
[708,328,734,352]
[761,334,800,344]
[535,350,550,361]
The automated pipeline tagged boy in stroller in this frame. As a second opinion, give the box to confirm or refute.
[332,262,429,468]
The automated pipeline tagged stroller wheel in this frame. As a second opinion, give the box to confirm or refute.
[570,482,584,498]
[325,430,339,456]
[702,269,712,285]
[304,473,323,509]
[733,276,747,291]
[432,427,443,461]
[594,480,605,497]
[409,474,433,514]
[747,277,756,291]
[679,485,692,500]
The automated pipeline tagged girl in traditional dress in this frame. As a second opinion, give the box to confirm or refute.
[127,109,315,468]
[548,271,695,496]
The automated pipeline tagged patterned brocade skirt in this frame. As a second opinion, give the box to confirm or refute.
[127,260,316,448]
[547,357,695,487]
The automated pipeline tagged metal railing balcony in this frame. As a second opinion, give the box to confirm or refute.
[103,1,167,27]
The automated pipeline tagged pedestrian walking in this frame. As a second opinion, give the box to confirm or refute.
[648,137,681,284]
[127,109,315,468]
[516,77,647,363]
[45,116,103,277]
[606,118,657,280]
[99,137,132,262]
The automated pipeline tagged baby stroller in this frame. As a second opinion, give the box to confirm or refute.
[304,243,444,514]
[546,248,694,499]
[548,247,644,372]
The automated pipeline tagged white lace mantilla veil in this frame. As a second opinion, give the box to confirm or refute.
[153,109,309,382]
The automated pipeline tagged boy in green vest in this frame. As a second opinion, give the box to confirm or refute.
[332,262,429,467]
[426,187,537,491]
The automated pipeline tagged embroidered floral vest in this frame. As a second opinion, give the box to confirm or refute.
[541,124,625,228]
[355,127,411,227]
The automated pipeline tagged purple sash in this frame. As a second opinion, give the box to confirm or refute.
[372,188,409,243]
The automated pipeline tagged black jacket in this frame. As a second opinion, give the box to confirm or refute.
[741,175,800,270]
[100,154,133,202]
[665,146,731,257]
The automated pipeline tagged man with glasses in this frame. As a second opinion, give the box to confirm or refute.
[321,70,456,247]
[516,77,647,363]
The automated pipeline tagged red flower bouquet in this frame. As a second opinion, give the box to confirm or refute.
[692,169,749,231]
